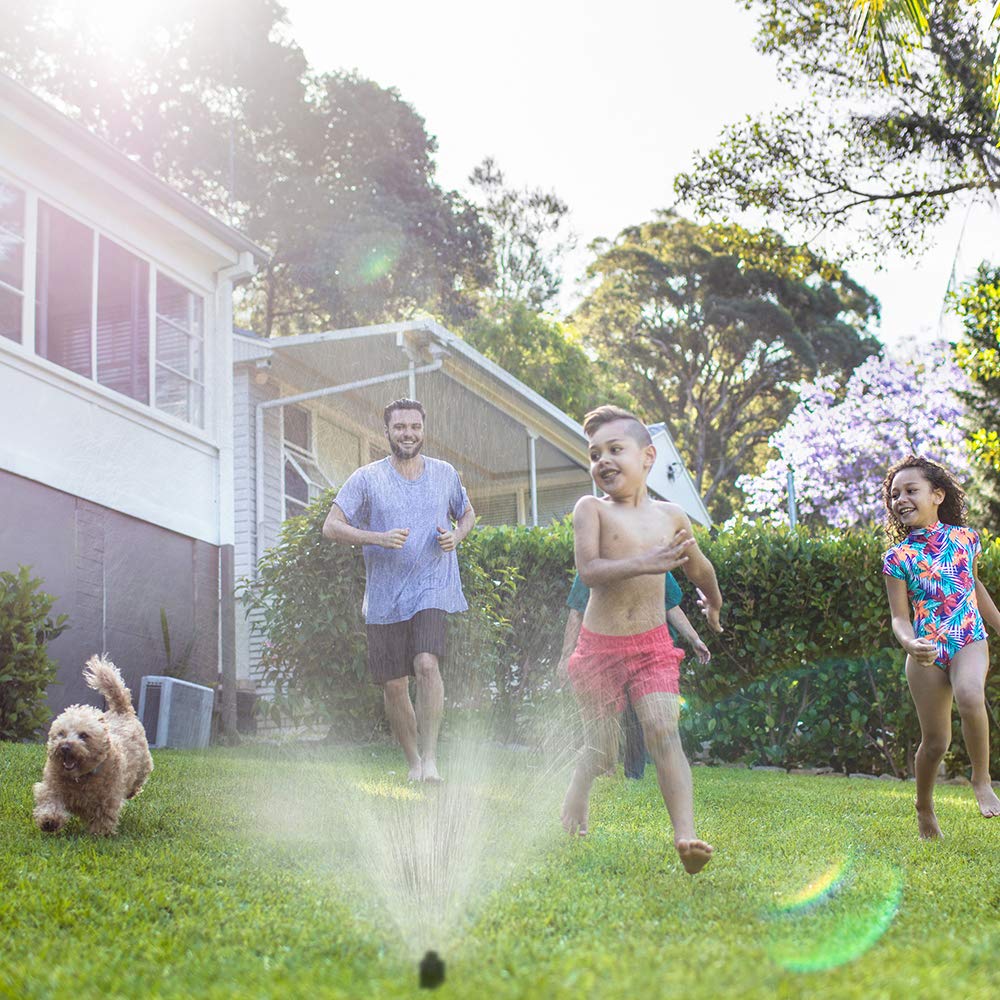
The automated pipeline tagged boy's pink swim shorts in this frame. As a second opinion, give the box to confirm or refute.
[567,623,683,716]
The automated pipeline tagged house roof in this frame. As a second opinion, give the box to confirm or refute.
[234,320,713,524]
[237,320,589,487]
[0,74,268,264]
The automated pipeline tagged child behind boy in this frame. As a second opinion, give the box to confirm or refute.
[562,406,723,874]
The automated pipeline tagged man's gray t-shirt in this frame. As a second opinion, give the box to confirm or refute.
[334,456,471,625]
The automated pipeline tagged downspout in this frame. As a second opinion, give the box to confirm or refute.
[528,431,538,527]
[216,251,256,743]
[254,361,442,563]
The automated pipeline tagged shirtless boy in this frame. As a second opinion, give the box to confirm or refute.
[561,405,724,874]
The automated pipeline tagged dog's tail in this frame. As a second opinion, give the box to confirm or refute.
[83,655,134,716]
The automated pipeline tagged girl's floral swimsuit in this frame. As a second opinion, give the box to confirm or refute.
[882,520,986,668]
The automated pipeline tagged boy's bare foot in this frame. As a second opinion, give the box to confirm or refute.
[422,760,443,784]
[973,782,1000,817]
[676,838,713,874]
[916,802,943,839]
[407,760,423,782]
[561,783,589,836]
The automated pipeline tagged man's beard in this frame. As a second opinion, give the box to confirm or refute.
[389,438,423,459]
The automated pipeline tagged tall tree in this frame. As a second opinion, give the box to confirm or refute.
[574,213,881,518]
[676,0,1000,258]
[462,302,635,421]
[0,0,493,334]
[954,263,1000,529]
[467,157,576,313]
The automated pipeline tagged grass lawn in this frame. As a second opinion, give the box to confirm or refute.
[1,741,998,999]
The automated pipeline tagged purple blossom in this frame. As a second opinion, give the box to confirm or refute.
[738,345,970,527]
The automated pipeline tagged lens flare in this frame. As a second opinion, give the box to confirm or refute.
[773,857,849,913]
[359,247,398,284]
[766,852,903,973]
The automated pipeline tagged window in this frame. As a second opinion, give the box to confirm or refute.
[0,180,25,342]
[36,202,93,376]
[97,236,149,403]
[284,404,310,452]
[26,198,207,426]
[283,405,330,519]
[156,274,205,427]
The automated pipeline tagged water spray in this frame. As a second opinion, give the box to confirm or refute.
[419,950,445,989]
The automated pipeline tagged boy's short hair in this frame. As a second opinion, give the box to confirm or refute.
[582,405,652,447]
[383,398,426,427]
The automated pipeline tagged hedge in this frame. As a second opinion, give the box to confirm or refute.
[240,499,1000,772]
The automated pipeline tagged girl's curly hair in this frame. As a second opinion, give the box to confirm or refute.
[882,455,967,545]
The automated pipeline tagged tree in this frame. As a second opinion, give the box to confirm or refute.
[461,302,635,421]
[0,1,493,335]
[573,213,881,519]
[467,157,576,313]
[738,347,970,527]
[258,73,492,333]
[676,1,1000,258]
[851,1,999,124]
[954,263,1000,529]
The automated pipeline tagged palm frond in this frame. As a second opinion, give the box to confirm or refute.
[850,0,930,83]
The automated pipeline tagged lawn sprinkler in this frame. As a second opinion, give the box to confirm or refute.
[419,950,445,989]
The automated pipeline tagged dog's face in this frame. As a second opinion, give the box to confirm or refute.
[46,706,111,776]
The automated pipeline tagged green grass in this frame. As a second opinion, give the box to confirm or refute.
[2,742,998,999]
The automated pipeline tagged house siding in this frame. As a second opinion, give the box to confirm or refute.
[0,469,218,716]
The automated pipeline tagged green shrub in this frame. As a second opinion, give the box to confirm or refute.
[679,652,918,774]
[242,509,1000,770]
[0,565,69,740]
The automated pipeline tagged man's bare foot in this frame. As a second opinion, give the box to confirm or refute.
[916,802,943,839]
[676,838,713,874]
[561,783,589,836]
[407,760,423,782]
[421,759,443,784]
[973,782,1000,817]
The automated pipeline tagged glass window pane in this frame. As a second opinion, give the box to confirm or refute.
[284,405,310,451]
[155,365,204,427]
[157,273,203,338]
[284,460,309,504]
[156,318,195,377]
[97,236,149,404]
[156,273,204,426]
[0,285,21,342]
[0,181,24,291]
[36,202,93,378]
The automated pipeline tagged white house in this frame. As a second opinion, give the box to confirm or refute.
[0,75,267,717]
[232,318,711,684]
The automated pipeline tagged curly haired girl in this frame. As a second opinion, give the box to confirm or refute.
[882,455,1000,837]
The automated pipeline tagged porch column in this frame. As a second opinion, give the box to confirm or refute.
[527,431,538,527]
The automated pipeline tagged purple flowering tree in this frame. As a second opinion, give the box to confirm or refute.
[737,346,970,527]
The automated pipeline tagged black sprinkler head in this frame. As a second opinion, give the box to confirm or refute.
[419,950,445,989]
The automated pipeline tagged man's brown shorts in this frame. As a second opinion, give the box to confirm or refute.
[366,609,447,684]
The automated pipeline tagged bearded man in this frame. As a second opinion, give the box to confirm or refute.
[323,398,475,781]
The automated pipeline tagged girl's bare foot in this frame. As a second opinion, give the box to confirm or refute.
[916,802,943,839]
[561,783,589,835]
[973,782,1000,817]
[676,838,713,874]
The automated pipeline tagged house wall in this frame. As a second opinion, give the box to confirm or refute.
[0,470,218,716]
[0,350,221,543]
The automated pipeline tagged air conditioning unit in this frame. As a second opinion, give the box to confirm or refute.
[138,676,214,749]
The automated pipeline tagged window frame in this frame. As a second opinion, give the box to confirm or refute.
[0,169,212,432]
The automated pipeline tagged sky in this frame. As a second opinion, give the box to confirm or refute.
[283,0,999,349]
